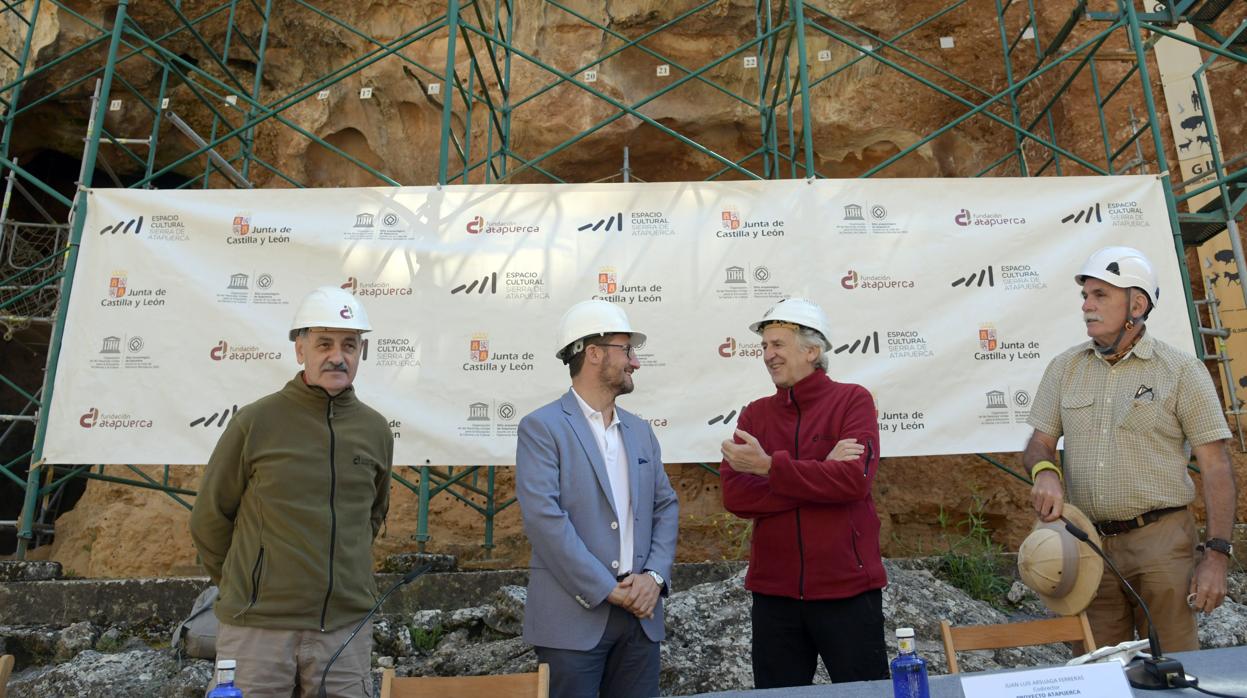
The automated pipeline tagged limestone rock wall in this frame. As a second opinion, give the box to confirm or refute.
[4,2,1247,575]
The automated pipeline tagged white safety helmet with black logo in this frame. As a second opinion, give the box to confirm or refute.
[288,286,373,341]
[554,300,647,363]
[748,297,832,350]
[1075,246,1159,312]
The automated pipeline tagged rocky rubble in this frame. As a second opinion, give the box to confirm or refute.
[3,562,1246,696]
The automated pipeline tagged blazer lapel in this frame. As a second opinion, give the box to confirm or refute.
[559,390,618,518]
[620,413,644,518]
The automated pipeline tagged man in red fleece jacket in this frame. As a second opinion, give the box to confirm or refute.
[720,297,888,689]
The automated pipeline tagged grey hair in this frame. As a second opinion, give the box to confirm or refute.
[795,326,828,371]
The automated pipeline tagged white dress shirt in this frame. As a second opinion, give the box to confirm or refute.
[572,387,633,576]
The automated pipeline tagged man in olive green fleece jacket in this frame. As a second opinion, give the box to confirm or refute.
[190,286,392,698]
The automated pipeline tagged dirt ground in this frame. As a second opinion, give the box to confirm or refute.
[25,444,1247,577]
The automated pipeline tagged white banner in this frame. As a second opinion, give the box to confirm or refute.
[42,176,1190,465]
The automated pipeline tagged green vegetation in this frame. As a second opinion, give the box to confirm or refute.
[410,625,444,652]
[933,497,1014,610]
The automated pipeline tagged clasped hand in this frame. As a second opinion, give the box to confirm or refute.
[607,573,660,619]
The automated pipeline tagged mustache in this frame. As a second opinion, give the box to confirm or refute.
[320,360,349,373]
[1083,313,1103,323]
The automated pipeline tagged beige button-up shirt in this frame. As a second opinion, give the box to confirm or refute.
[1028,333,1230,522]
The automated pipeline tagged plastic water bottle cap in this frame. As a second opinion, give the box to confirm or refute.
[216,659,237,670]
[895,627,915,638]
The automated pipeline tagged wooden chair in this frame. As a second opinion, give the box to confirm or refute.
[379,664,549,698]
[940,612,1096,673]
[0,654,14,698]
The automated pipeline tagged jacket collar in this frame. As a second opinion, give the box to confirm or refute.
[774,368,833,404]
[281,372,359,409]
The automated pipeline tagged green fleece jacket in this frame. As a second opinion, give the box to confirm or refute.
[190,374,393,631]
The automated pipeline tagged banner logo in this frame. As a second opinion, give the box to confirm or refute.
[721,209,741,230]
[189,404,238,428]
[99,216,143,235]
[468,401,490,421]
[717,336,761,359]
[707,405,746,426]
[78,407,153,430]
[1061,203,1102,224]
[341,275,412,297]
[843,204,864,221]
[354,213,375,228]
[102,273,167,308]
[951,266,995,288]
[470,334,489,362]
[978,324,998,351]
[579,212,624,232]
[451,272,498,295]
[464,214,538,236]
[598,267,618,294]
[842,270,915,291]
[954,209,1027,227]
[210,340,282,362]
[228,214,291,245]
[834,331,881,355]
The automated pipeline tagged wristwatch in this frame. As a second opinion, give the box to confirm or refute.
[645,569,665,589]
[1199,538,1234,557]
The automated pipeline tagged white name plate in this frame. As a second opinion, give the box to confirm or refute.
[961,661,1132,698]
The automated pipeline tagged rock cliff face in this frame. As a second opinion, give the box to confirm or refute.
[4,2,1247,572]
[5,563,1247,696]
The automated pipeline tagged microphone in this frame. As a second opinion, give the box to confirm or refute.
[317,564,434,698]
[1060,516,1190,689]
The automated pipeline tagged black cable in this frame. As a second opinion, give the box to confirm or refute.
[316,563,433,698]
[1174,679,1247,698]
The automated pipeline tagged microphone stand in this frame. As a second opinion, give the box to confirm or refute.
[1060,517,1190,690]
[317,564,434,698]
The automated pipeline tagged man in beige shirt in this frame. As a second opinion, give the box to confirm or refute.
[1023,246,1236,652]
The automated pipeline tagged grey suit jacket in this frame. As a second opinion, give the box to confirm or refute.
[515,389,680,650]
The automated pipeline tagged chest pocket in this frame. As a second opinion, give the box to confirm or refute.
[1060,392,1095,435]
[1118,399,1157,433]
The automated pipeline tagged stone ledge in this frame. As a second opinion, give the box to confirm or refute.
[0,561,746,627]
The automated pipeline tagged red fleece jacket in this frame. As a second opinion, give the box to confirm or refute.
[721,369,888,600]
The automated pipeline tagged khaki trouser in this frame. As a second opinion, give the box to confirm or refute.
[1086,508,1199,652]
[210,620,372,698]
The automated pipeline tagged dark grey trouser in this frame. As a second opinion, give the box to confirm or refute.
[535,605,661,698]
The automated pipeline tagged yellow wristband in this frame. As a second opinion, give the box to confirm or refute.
[1030,460,1063,482]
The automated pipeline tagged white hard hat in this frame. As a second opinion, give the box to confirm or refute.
[749,297,832,350]
[555,300,647,362]
[288,286,373,341]
[1075,246,1159,309]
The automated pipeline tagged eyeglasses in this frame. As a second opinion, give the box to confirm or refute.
[593,343,638,358]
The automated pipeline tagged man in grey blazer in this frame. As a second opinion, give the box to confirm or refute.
[516,299,680,698]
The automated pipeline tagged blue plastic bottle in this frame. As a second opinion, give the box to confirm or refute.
[890,627,930,698]
[207,659,243,698]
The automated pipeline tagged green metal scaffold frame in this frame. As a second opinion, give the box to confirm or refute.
[1,0,1244,558]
